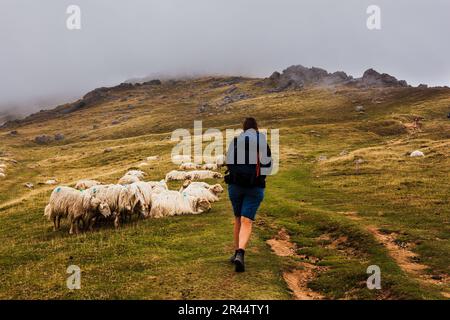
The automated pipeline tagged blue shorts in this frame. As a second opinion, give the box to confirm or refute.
[228,184,265,221]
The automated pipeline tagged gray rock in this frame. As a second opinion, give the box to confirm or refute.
[104,147,113,153]
[355,105,365,112]
[359,69,408,87]
[317,155,328,161]
[111,120,120,125]
[54,133,65,141]
[34,135,53,144]
[410,150,424,157]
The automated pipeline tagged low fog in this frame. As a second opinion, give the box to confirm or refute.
[1,0,449,119]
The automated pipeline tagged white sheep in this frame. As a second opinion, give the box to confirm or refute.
[149,190,211,218]
[84,184,143,229]
[201,163,218,170]
[179,162,200,170]
[129,180,168,217]
[44,186,111,234]
[126,170,146,179]
[146,180,169,192]
[187,170,223,180]
[118,174,141,185]
[215,154,226,167]
[165,170,193,181]
[45,179,57,185]
[181,181,224,194]
[75,179,102,190]
[181,183,224,202]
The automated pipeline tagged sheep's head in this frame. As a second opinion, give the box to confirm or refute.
[91,197,112,217]
[185,174,193,180]
[213,172,223,179]
[98,202,112,218]
[210,184,224,194]
[196,198,211,213]
[44,204,51,219]
[134,199,147,217]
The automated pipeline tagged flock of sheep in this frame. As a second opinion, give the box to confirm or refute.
[44,155,226,235]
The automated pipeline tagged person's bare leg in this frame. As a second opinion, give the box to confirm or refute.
[238,217,253,250]
[234,217,241,250]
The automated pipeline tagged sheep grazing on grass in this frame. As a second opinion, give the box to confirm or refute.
[201,163,218,170]
[149,190,211,218]
[75,179,101,190]
[187,170,223,180]
[179,162,200,170]
[84,184,144,229]
[125,170,146,179]
[44,186,111,234]
[165,170,193,181]
[118,174,141,185]
[180,181,224,203]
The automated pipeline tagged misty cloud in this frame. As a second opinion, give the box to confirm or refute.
[1,0,449,116]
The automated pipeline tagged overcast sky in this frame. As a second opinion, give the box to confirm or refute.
[1,0,449,115]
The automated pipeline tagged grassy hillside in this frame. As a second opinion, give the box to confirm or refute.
[0,78,449,299]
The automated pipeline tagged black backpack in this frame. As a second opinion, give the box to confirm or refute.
[224,132,272,188]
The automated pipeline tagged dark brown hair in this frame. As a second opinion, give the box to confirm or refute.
[243,117,258,131]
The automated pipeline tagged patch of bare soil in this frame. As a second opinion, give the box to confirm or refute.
[267,228,325,300]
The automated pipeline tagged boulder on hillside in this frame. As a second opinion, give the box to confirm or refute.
[34,135,53,144]
[54,133,65,141]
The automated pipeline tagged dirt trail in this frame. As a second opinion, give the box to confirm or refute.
[267,228,325,300]
[341,211,449,296]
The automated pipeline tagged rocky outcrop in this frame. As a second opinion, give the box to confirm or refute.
[264,65,408,91]
[359,69,408,88]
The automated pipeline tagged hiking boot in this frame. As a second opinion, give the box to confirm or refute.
[234,249,245,272]
[230,250,238,264]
